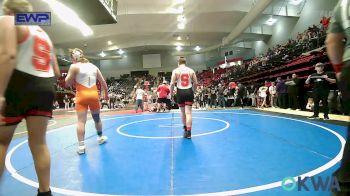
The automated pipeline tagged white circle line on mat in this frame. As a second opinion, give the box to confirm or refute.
[5,111,346,196]
[116,117,230,139]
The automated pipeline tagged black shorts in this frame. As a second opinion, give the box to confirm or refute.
[157,98,167,103]
[176,88,194,107]
[2,70,55,126]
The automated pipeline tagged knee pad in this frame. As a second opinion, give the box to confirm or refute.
[92,113,101,123]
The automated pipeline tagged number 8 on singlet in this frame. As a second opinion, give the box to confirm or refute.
[32,36,51,72]
[181,73,189,87]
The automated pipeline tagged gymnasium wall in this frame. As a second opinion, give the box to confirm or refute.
[267,16,299,47]
[99,52,208,78]
[253,0,339,56]
[218,47,256,61]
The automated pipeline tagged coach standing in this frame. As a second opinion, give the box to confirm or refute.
[326,0,350,193]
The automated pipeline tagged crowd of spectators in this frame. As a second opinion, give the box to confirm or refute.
[191,74,346,115]
[190,17,347,116]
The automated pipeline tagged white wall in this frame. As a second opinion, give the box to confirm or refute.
[99,52,208,78]
[254,40,269,56]
[252,0,340,56]
[269,16,298,46]
[291,0,338,37]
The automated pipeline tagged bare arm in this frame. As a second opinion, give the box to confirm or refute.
[326,33,345,79]
[326,3,345,78]
[170,71,177,96]
[327,78,337,84]
[52,54,61,78]
[96,69,109,100]
[326,33,344,64]
[0,17,16,124]
[305,75,311,84]
[65,64,78,87]
[324,74,337,84]
[0,16,17,98]
[192,72,198,93]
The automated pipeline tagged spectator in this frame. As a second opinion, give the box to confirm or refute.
[276,77,288,109]
[201,87,208,108]
[109,92,116,109]
[236,83,246,109]
[228,81,237,96]
[248,84,257,107]
[223,86,229,107]
[285,74,301,110]
[135,86,145,113]
[258,85,268,108]
[269,82,277,108]
[210,87,217,108]
[63,95,70,110]
[53,100,59,110]
[320,16,331,30]
[306,98,314,111]
[100,98,109,109]
[217,83,226,108]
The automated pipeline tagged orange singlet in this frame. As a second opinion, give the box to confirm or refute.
[74,62,100,112]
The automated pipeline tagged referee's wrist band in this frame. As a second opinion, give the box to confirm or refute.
[332,63,343,73]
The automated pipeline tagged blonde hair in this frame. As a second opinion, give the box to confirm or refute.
[69,48,89,63]
[2,0,33,13]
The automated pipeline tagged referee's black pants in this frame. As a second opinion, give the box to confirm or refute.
[312,90,329,117]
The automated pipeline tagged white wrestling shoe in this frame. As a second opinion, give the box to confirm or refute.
[77,145,86,155]
[98,136,108,145]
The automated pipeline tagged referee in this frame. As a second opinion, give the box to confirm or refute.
[305,63,336,120]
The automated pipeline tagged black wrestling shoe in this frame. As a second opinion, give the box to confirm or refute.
[37,189,53,196]
[183,131,191,139]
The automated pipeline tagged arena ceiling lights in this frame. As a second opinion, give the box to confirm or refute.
[289,0,304,6]
[174,0,185,4]
[194,46,201,51]
[265,17,277,26]
[118,49,125,55]
[176,45,183,51]
[177,22,185,30]
[167,5,184,14]
[99,51,106,57]
[43,0,93,36]
[177,15,186,23]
